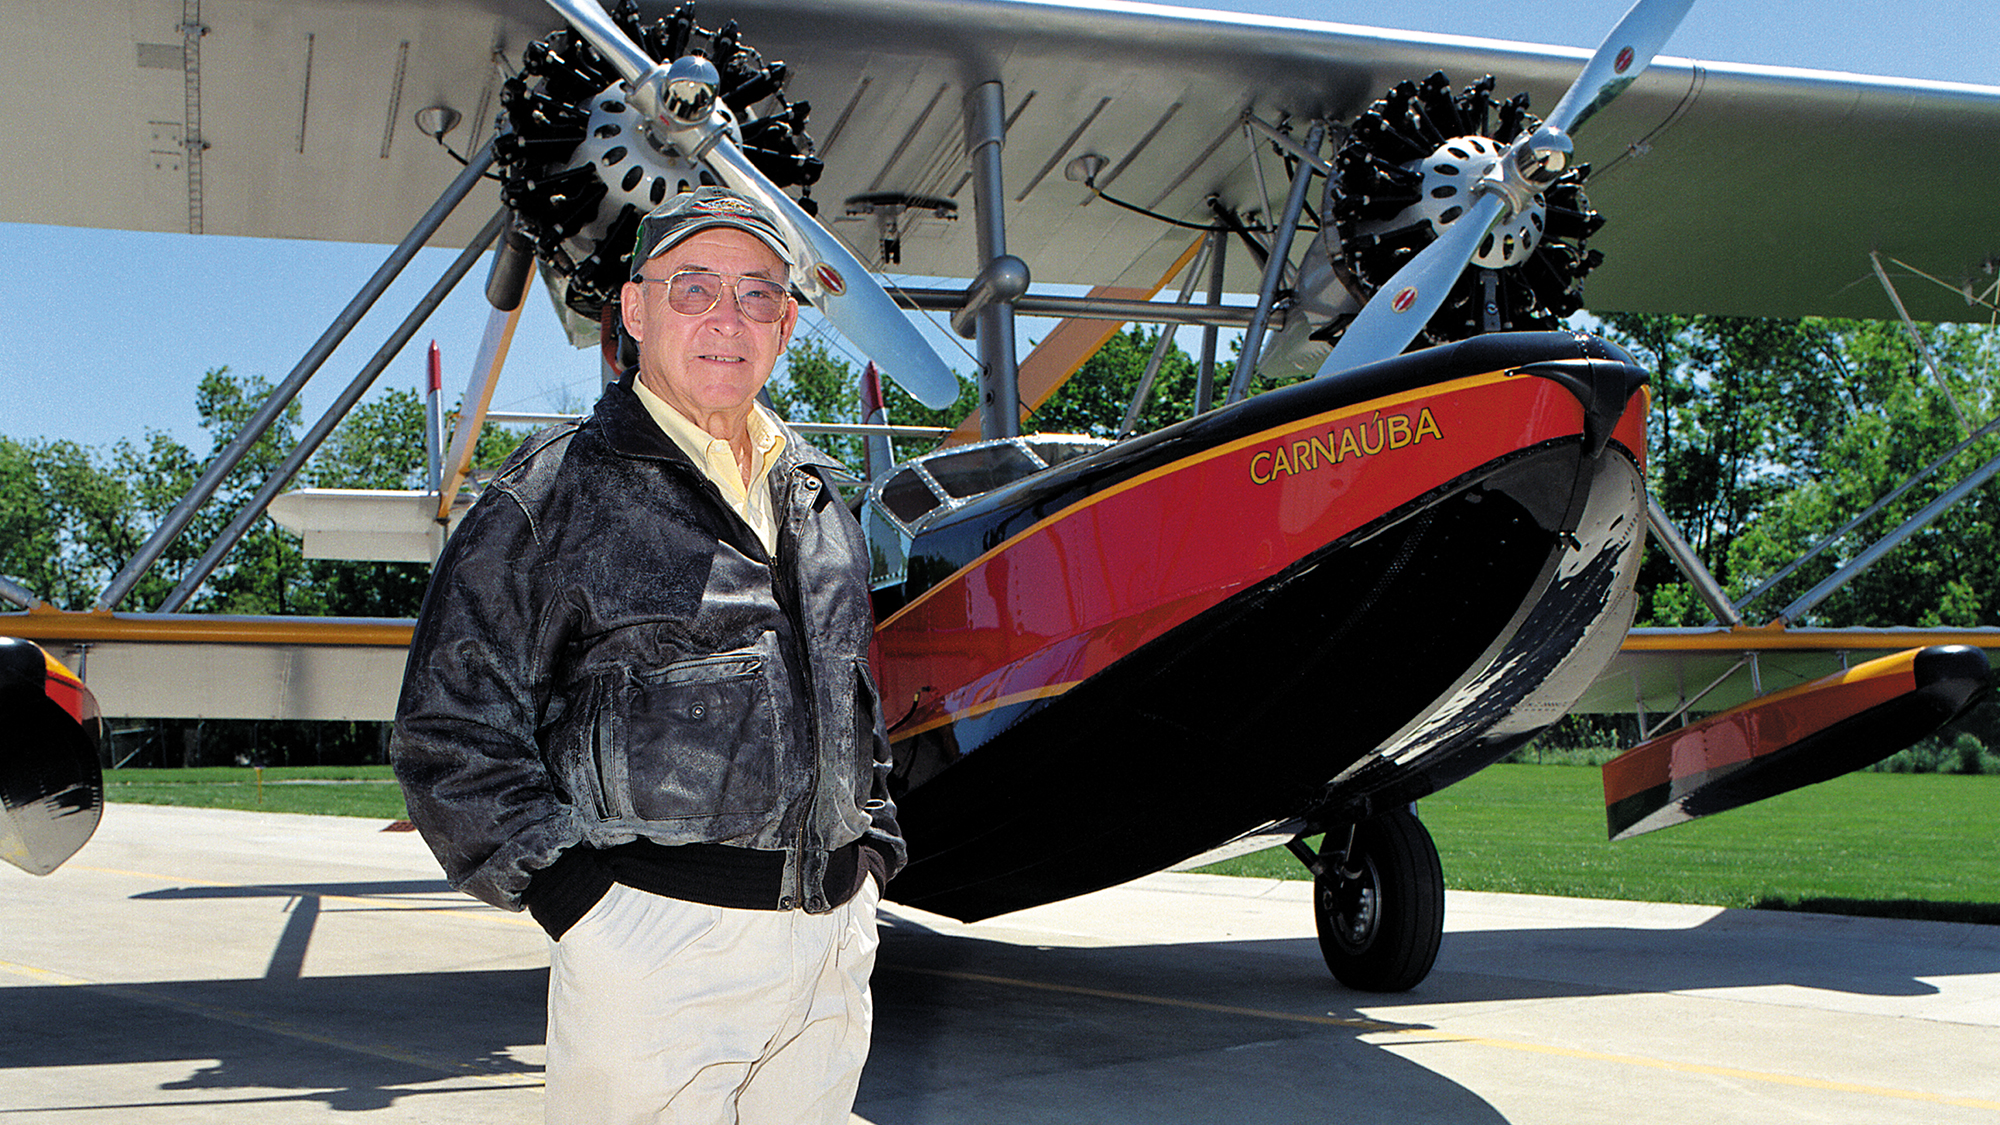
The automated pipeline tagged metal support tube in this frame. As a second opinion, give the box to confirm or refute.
[949,254,1030,339]
[1120,237,1211,436]
[966,81,1020,440]
[423,342,444,493]
[1645,493,1745,627]
[0,576,43,609]
[157,208,508,612]
[1243,113,1332,177]
[1871,251,1973,438]
[485,220,536,312]
[1735,411,2000,614]
[895,286,1270,328]
[1225,122,1323,406]
[1779,443,2000,624]
[1197,226,1226,413]
[96,143,496,611]
[1282,836,1326,879]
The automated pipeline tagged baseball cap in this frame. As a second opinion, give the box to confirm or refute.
[630,187,795,279]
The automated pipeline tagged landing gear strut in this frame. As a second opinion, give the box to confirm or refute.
[1290,805,1444,992]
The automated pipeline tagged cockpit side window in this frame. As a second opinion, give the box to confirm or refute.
[879,467,942,524]
[923,444,1041,499]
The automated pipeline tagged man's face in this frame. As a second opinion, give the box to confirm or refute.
[621,227,797,426]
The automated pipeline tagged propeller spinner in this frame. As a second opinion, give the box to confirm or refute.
[1314,0,1694,379]
[529,0,961,410]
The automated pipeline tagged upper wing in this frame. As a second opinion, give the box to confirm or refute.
[6,0,1997,322]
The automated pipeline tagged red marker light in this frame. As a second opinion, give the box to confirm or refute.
[1392,287,1418,313]
[816,263,847,297]
[1614,46,1635,73]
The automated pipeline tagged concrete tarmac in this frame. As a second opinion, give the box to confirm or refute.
[3,804,1996,1123]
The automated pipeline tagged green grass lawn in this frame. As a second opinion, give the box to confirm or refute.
[103,763,2000,923]
[104,765,409,820]
[1199,764,2000,923]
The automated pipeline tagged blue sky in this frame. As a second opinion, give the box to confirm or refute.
[2,0,1993,454]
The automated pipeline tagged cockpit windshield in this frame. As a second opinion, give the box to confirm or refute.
[924,443,1042,499]
[862,434,1114,592]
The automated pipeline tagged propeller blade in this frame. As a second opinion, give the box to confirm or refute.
[1311,0,1692,380]
[539,0,961,411]
[1544,0,1695,135]
[701,140,963,410]
[1313,194,1505,378]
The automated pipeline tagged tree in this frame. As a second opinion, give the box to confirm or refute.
[1599,313,2000,628]
[765,336,979,476]
[0,436,76,607]
[766,337,866,471]
[766,325,1201,479]
[1,367,530,617]
[1029,325,1199,438]
[296,387,526,619]
[1722,320,2000,628]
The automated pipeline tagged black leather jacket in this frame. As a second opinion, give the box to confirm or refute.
[391,381,905,917]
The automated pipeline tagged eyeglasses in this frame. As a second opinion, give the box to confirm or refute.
[638,270,790,323]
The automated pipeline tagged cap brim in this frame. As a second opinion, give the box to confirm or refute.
[640,217,795,272]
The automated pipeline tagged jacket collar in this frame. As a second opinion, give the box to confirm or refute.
[595,378,848,484]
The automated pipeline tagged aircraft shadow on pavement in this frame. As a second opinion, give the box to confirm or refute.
[857,904,1999,1122]
[3,880,1991,1118]
[864,911,1509,1124]
[1430,911,2000,1001]
[0,965,547,1113]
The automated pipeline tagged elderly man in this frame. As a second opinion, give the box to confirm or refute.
[391,186,904,1125]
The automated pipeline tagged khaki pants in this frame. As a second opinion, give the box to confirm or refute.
[544,879,881,1125]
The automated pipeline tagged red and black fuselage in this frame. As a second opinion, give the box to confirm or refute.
[866,332,1650,921]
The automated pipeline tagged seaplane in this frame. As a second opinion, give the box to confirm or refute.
[5,0,1997,992]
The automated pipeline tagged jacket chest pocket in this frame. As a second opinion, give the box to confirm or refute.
[600,652,780,823]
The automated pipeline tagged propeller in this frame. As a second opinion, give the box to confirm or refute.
[541,0,962,410]
[1314,0,1693,379]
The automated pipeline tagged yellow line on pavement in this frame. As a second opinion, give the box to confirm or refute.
[893,965,1420,1032]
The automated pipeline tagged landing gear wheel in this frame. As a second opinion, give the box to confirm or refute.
[1314,806,1444,992]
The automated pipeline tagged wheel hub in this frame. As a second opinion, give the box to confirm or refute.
[1323,856,1383,953]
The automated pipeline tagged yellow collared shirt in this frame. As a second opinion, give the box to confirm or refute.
[632,380,787,557]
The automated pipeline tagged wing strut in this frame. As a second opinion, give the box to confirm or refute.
[1872,252,1974,438]
[1778,444,2000,623]
[157,210,510,610]
[966,81,1024,440]
[1196,221,1228,413]
[94,145,498,612]
[1224,123,1325,405]
[437,264,535,522]
[1119,234,1217,436]
[1734,410,2000,616]
[1644,494,1744,626]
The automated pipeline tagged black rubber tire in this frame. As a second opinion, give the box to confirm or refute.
[1313,805,1445,992]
